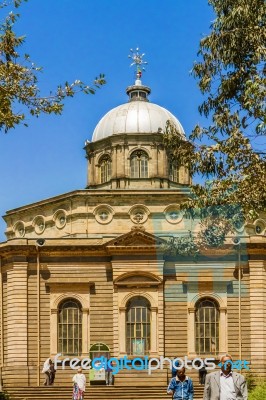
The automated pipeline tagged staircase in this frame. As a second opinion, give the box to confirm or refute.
[5,385,204,400]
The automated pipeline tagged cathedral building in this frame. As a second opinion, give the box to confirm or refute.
[0,55,265,389]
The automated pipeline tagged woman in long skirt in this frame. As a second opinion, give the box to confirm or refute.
[72,368,86,400]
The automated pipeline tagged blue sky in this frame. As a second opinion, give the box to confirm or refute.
[0,0,214,241]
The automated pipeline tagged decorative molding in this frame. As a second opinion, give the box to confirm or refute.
[32,215,45,235]
[188,292,227,309]
[93,204,114,225]
[13,221,25,238]
[114,271,162,288]
[120,291,157,308]
[106,226,165,248]
[53,209,67,229]
[164,204,183,224]
[128,204,150,225]
[51,292,90,310]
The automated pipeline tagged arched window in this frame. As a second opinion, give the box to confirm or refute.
[195,298,219,355]
[169,162,179,182]
[99,155,111,183]
[89,343,110,361]
[130,150,148,178]
[126,296,151,355]
[58,299,82,356]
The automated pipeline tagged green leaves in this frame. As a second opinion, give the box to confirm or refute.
[195,0,266,135]
[164,232,200,258]
[0,0,106,133]
[164,0,266,221]
[163,1,265,256]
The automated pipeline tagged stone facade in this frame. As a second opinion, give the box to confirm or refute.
[0,79,265,388]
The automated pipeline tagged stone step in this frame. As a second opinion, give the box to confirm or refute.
[6,385,204,400]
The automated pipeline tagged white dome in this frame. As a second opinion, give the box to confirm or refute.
[92,101,185,142]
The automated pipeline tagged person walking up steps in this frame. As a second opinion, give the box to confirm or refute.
[72,368,86,400]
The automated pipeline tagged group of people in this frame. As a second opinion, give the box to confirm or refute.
[42,357,113,400]
[43,353,248,400]
[167,354,248,400]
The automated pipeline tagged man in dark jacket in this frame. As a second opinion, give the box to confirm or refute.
[49,362,56,385]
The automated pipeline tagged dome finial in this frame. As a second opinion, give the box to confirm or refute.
[128,47,148,85]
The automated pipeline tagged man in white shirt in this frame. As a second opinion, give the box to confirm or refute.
[203,354,247,400]
[42,357,51,386]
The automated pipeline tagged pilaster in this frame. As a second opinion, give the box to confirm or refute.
[150,306,158,355]
[88,152,96,186]
[187,307,195,355]
[119,307,126,355]
[3,257,28,386]
[6,259,28,366]
[249,259,266,377]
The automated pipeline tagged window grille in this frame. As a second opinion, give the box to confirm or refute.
[58,299,82,356]
[126,296,151,355]
[195,298,219,355]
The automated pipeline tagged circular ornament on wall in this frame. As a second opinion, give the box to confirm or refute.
[233,218,245,233]
[94,205,114,224]
[164,204,183,224]
[14,221,25,237]
[254,219,265,235]
[53,209,67,229]
[33,215,45,234]
[129,205,149,224]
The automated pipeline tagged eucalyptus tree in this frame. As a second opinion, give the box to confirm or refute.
[0,0,105,133]
[163,0,266,252]
[164,0,266,222]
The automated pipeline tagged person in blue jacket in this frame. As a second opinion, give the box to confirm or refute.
[167,366,194,400]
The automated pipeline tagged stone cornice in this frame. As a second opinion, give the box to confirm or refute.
[3,188,191,219]
[0,235,265,259]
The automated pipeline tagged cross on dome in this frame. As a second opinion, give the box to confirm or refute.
[128,47,148,85]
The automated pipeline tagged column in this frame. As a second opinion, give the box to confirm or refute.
[187,307,196,356]
[111,146,117,180]
[81,308,90,357]
[157,145,164,177]
[219,307,227,355]
[88,152,96,186]
[50,309,58,356]
[161,145,167,179]
[150,143,158,179]
[150,307,158,355]
[119,307,126,355]
[116,145,123,178]
[179,166,185,183]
